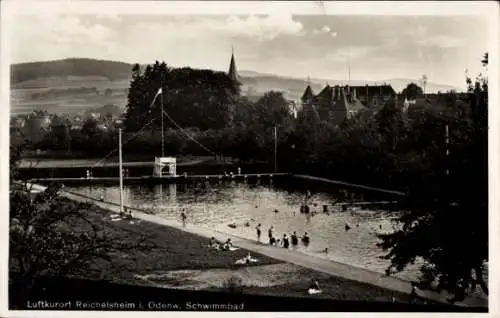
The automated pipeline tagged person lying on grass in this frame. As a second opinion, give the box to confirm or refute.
[206,237,239,251]
[308,280,322,294]
[235,252,259,265]
[125,208,134,220]
[223,238,233,251]
[111,208,134,222]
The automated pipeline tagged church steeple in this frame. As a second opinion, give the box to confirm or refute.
[228,46,239,82]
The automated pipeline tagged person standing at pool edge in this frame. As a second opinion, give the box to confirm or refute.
[282,234,290,248]
[268,226,274,245]
[302,232,310,246]
[181,210,187,227]
[291,232,298,247]
[256,223,262,242]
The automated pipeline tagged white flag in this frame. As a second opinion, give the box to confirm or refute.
[155,87,162,96]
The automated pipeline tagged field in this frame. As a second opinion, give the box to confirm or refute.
[10,76,129,116]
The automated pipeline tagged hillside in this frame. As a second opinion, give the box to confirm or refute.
[239,71,463,95]
[11,58,133,85]
[10,58,463,115]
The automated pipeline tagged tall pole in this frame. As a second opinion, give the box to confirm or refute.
[119,128,124,214]
[445,124,450,176]
[348,64,351,88]
[348,48,351,88]
[274,125,278,173]
[160,81,164,157]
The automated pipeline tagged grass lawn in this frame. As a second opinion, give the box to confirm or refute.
[40,200,281,285]
[91,206,420,303]
[234,267,435,304]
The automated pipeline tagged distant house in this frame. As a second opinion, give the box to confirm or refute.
[10,117,26,129]
[10,117,26,137]
[401,92,471,116]
[402,96,417,112]
[300,84,369,125]
[86,112,100,120]
[351,84,396,108]
[287,100,298,119]
[111,119,123,130]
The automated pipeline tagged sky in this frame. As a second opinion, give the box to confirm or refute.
[5,2,494,88]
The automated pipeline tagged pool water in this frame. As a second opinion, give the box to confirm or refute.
[69,180,425,281]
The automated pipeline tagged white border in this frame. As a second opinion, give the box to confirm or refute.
[1,0,498,16]
[1,1,498,318]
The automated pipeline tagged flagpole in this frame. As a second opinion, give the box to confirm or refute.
[445,124,450,176]
[119,128,124,214]
[160,82,164,157]
[274,125,278,173]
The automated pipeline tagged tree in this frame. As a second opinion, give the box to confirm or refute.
[124,62,239,132]
[252,91,293,128]
[401,83,423,99]
[377,53,489,301]
[81,117,98,138]
[124,63,149,132]
[9,152,153,306]
[48,115,72,152]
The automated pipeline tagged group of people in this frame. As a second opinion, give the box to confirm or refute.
[223,167,242,177]
[254,224,311,249]
[208,237,236,251]
[110,207,135,223]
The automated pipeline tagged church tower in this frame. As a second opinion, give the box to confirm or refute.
[226,47,240,128]
[228,47,239,83]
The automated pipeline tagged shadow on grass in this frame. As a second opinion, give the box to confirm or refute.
[8,275,486,312]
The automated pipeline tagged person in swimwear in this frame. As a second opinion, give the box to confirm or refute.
[291,232,298,246]
[223,238,233,251]
[268,226,274,244]
[256,223,262,242]
[302,232,310,245]
[181,210,187,227]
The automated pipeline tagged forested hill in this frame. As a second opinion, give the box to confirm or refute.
[11,58,462,93]
[11,58,133,84]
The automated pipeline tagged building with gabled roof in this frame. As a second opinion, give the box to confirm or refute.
[300,84,370,125]
[352,84,395,108]
[301,85,315,104]
[228,48,239,83]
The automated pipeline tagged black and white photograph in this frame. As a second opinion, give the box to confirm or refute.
[1,0,498,315]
